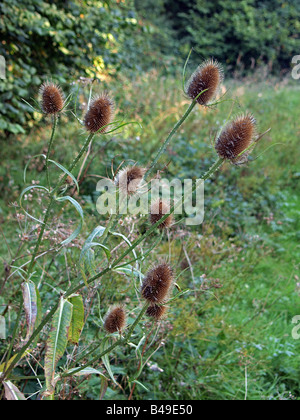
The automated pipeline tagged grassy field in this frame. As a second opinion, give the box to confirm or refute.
[0,70,299,400]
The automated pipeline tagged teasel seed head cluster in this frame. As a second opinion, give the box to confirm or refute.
[146,303,168,321]
[39,82,64,115]
[215,113,257,164]
[141,263,174,305]
[115,166,146,195]
[103,305,126,334]
[84,93,114,133]
[149,199,173,229]
[186,59,223,106]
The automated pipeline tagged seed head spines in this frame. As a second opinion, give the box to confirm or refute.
[39,82,64,115]
[146,304,167,320]
[215,113,257,163]
[103,305,126,334]
[84,93,114,133]
[115,166,146,195]
[186,59,223,106]
[141,263,174,304]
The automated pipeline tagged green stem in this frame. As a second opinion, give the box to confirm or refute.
[145,100,197,178]
[46,115,57,190]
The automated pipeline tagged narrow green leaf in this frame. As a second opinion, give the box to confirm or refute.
[44,297,73,394]
[83,226,106,245]
[48,159,79,192]
[23,153,46,183]
[65,366,107,378]
[55,196,84,245]
[166,288,191,304]
[100,337,118,385]
[79,226,109,279]
[132,379,149,392]
[67,295,84,345]
[182,47,193,92]
[110,231,139,272]
[19,185,49,224]
[129,347,144,382]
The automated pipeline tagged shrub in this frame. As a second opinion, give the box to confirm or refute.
[0,0,138,135]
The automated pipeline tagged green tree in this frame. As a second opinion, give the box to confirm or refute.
[175,0,300,71]
[0,0,138,135]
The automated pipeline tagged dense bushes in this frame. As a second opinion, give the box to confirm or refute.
[138,0,300,73]
[0,0,139,135]
[1,0,299,136]
[181,0,300,72]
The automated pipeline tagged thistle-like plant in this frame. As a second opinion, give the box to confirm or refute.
[0,55,270,400]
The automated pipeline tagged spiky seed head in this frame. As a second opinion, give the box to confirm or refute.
[149,199,173,229]
[215,113,256,162]
[146,304,167,320]
[115,166,146,195]
[84,93,114,133]
[103,305,126,334]
[186,59,223,105]
[39,82,64,115]
[141,263,174,304]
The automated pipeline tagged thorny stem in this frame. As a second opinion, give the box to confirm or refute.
[45,115,57,190]
[4,157,224,380]
[144,100,197,178]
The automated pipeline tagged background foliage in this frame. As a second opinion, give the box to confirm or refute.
[2,0,299,135]
[137,0,300,72]
[0,0,140,135]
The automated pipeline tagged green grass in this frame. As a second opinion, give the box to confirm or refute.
[0,71,299,400]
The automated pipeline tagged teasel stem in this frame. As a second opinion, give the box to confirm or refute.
[5,157,223,379]
[145,99,198,178]
[45,115,57,190]
[26,132,95,279]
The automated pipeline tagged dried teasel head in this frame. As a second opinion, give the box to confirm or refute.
[215,113,257,164]
[149,199,173,229]
[84,93,114,133]
[103,305,126,334]
[115,166,146,195]
[39,82,64,115]
[146,304,167,320]
[141,263,174,304]
[186,59,223,106]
